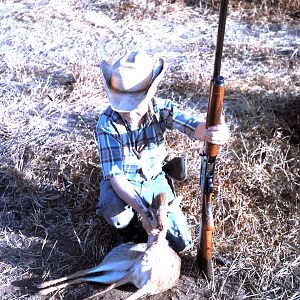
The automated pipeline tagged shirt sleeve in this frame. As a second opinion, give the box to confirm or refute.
[96,126,124,179]
[159,98,202,140]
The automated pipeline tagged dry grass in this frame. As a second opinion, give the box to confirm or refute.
[197,0,300,19]
[0,0,299,299]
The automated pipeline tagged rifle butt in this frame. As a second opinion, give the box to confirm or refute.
[197,194,214,280]
[197,227,213,280]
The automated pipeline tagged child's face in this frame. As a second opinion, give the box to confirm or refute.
[119,99,150,125]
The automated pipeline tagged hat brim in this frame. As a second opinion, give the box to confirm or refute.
[100,58,166,112]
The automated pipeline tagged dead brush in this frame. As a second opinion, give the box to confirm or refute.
[205,0,300,19]
[0,0,299,299]
[102,0,185,20]
[210,92,300,298]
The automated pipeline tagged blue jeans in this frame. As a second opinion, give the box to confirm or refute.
[97,173,193,252]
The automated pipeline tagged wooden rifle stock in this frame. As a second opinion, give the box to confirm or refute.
[197,0,228,280]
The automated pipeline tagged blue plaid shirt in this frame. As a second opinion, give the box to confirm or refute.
[96,97,201,182]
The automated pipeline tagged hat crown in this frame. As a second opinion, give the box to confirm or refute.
[100,50,165,112]
[110,51,153,93]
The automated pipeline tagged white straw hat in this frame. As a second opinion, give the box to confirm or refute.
[100,51,165,112]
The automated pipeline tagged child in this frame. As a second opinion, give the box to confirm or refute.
[96,51,229,252]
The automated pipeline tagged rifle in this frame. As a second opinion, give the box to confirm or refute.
[197,0,229,280]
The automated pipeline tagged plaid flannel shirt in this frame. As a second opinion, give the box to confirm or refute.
[96,97,201,182]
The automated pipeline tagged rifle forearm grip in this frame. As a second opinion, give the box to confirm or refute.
[206,76,224,127]
[205,76,224,158]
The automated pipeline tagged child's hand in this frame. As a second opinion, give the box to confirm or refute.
[205,114,230,145]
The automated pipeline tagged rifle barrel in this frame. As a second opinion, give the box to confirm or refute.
[213,0,229,79]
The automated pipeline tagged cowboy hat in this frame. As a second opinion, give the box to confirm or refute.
[100,51,166,112]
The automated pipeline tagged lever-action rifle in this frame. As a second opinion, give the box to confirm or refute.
[197,0,229,280]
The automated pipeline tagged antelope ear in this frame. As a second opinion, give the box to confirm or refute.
[140,196,150,209]
[168,195,183,208]
[151,192,167,210]
[135,191,150,211]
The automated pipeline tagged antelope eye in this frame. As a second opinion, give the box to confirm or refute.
[146,211,153,219]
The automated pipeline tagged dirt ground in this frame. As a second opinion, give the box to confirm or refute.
[0,0,299,299]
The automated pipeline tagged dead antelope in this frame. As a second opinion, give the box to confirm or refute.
[37,192,182,300]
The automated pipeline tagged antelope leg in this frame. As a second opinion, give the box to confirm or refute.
[124,285,151,300]
[39,277,86,295]
[82,282,120,300]
[82,272,134,300]
[37,258,137,289]
[39,271,127,295]
[37,263,109,289]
